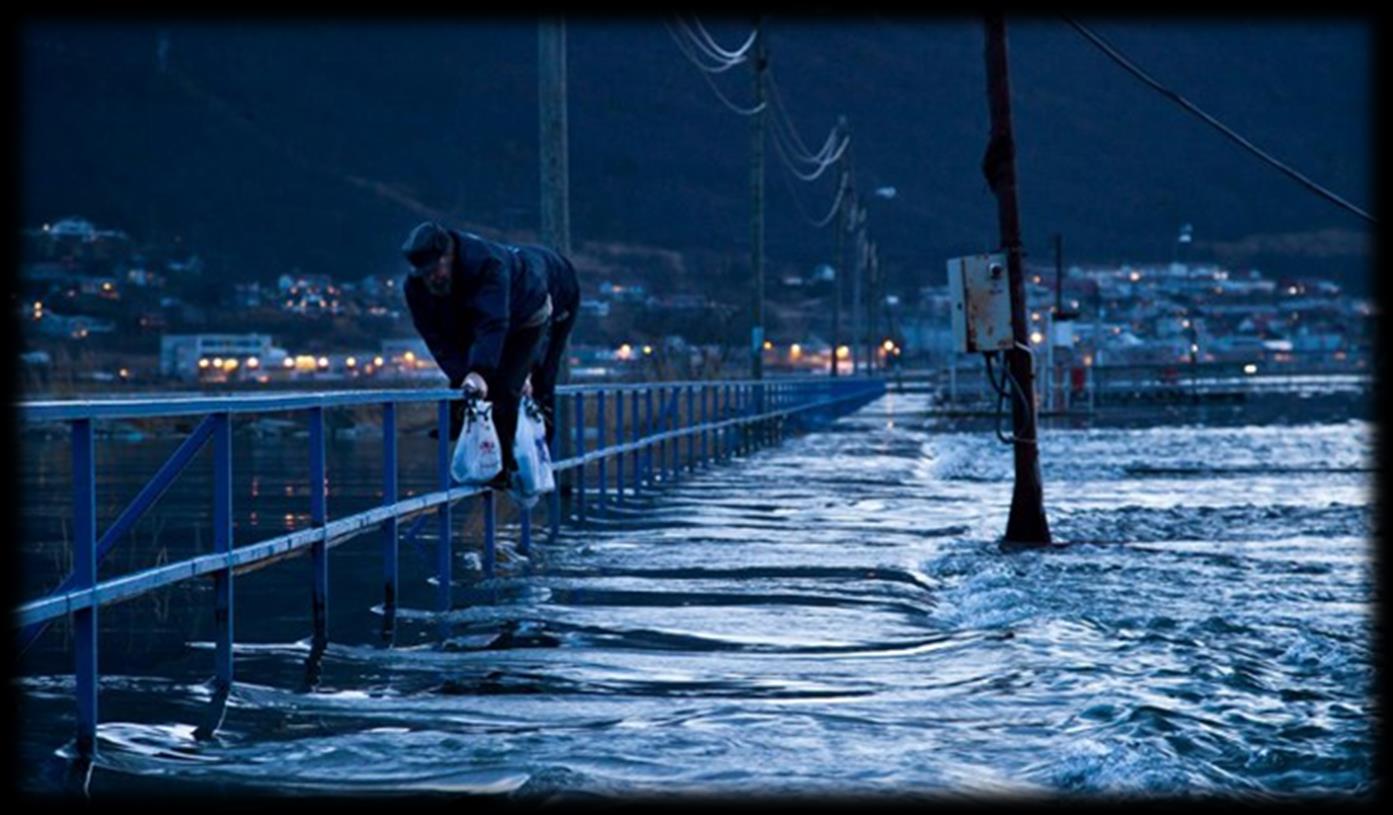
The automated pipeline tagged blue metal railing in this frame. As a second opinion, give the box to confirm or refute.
[14,375,884,759]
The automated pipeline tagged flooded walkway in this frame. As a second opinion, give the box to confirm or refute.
[17,392,1375,799]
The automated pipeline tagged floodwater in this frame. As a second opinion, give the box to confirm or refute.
[14,390,1376,801]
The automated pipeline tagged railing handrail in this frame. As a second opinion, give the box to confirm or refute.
[15,375,877,424]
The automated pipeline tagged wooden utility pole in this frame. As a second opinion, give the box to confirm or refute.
[539,17,571,255]
[750,16,767,380]
[983,14,1051,545]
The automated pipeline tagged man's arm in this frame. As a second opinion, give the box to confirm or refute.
[405,280,470,387]
[464,257,510,383]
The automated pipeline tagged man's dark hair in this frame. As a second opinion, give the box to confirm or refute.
[402,221,452,272]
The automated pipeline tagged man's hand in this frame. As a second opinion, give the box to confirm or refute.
[522,374,533,398]
[463,371,489,400]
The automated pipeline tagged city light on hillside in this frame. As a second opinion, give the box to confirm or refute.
[617,343,633,360]
[790,343,802,359]
[763,340,773,350]
[225,358,239,371]
[317,357,330,369]
[1244,363,1258,375]
[199,358,210,369]
[1030,331,1044,345]
[283,358,295,369]
[836,345,850,360]
[882,339,895,352]
[345,357,356,368]
[642,345,653,355]
[212,357,224,368]
[374,356,385,367]
[246,357,260,369]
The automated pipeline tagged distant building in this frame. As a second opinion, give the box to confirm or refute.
[160,333,275,380]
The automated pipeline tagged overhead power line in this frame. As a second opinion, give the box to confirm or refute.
[663,18,744,73]
[767,70,841,164]
[663,18,767,115]
[687,16,759,61]
[1065,17,1375,225]
[777,158,848,228]
[770,124,848,181]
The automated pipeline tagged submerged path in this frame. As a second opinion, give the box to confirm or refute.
[17,392,1374,799]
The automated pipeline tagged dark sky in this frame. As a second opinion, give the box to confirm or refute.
[18,16,1376,295]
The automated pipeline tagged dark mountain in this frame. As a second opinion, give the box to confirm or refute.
[19,17,1374,298]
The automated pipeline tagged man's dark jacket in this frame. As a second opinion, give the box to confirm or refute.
[404,230,552,386]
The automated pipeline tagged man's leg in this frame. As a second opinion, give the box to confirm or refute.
[531,300,577,446]
[486,323,548,474]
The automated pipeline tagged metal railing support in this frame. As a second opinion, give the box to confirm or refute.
[308,406,328,650]
[212,412,234,693]
[381,402,398,638]
[72,418,97,760]
[435,401,452,621]
[573,392,586,525]
[597,389,608,509]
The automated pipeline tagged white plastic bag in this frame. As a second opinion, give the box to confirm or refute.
[450,399,502,486]
[512,396,556,503]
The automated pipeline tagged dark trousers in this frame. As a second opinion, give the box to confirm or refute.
[448,322,547,474]
[531,289,578,446]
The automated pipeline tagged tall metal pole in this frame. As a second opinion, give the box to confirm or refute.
[863,239,874,370]
[831,142,847,377]
[850,203,865,374]
[539,17,571,256]
[750,16,767,380]
[983,13,1051,545]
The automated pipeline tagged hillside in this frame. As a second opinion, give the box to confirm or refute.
[19,18,1374,301]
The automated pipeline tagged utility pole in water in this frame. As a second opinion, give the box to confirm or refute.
[830,118,848,377]
[750,16,767,380]
[983,13,1051,545]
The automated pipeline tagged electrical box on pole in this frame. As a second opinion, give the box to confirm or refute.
[946,253,1013,354]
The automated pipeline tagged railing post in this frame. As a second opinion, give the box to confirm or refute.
[212,412,234,694]
[382,402,398,635]
[597,389,608,510]
[668,384,679,479]
[615,386,626,505]
[482,489,496,579]
[631,388,642,496]
[644,387,655,485]
[657,387,666,481]
[574,392,586,525]
[308,406,328,649]
[72,418,97,759]
[687,385,696,472]
[435,401,451,621]
[700,384,709,466]
[549,393,563,542]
